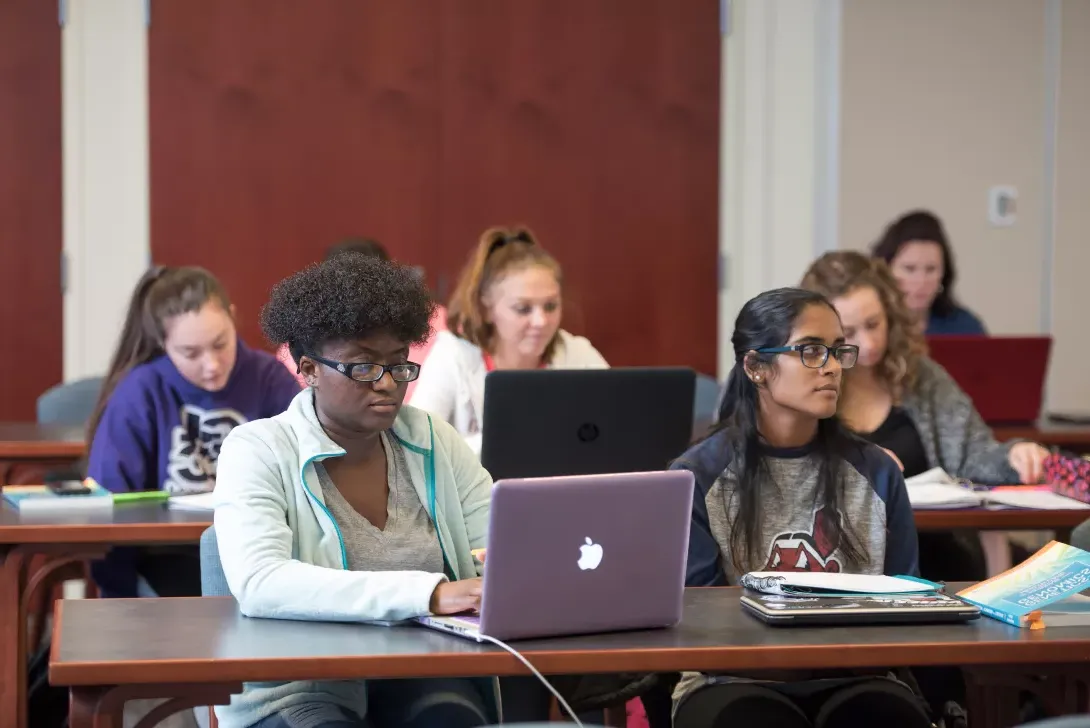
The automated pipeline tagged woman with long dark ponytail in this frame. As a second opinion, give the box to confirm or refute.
[87,266,301,598]
[671,288,925,728]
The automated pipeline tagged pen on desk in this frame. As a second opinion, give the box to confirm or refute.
[112,490,171,504]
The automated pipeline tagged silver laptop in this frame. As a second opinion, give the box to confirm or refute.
[418,470,694,641]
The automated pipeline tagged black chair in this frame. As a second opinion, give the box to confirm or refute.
[1070,518,1090,552]
[1018,718,1090,728]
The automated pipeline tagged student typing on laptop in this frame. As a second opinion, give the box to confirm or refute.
[213,255,494,728]
[670,288,929,728]
[410,226,607,454]
[871,209,986,336]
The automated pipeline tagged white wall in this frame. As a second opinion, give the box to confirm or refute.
[1049,0,1090,413]
[62,0,149,381]
[840,0,1048,335]
[837,0,1089,412]
[718,0,841,380]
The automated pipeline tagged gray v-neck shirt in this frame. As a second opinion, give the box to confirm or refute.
[314,431,444,575]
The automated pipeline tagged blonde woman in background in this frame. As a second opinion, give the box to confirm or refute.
[411,226,607,453]
[800,251,1049,580]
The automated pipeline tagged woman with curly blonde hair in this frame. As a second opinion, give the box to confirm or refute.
[801,251,1053,585]
[800,250,1054,717]
[801,251,1047,487]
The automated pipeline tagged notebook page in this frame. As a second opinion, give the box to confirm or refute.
[905,483,983,509]
[985,489,1090,511]
[904,467,958,486]
[167,492,217,511]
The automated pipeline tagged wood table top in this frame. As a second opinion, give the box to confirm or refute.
[914,507,1089,531]
[0,423,85,459]
[993,421,1090,448]
[0,503,211,544]
[50,586,1090,687]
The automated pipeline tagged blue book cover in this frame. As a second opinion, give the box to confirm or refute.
[957,541,1090,628]
[2,481,113,512]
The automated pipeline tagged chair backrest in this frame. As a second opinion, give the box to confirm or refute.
[1019,718,1090,728]
[200,526,231,597]
[1071,517,1090,552]
[36,377,104,426]
[692,373,721,437]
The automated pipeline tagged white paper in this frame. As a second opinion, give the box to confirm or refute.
[904,467,958,486]
[168,492,218,511]
[984,489,1090,511]
[741,572,934,595]
[904,468,982,509]
[904,465,1090,511]
[905,483,983,509]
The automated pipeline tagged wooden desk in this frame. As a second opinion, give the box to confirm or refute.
[51,588,1090,728]
[0,423,85,486]
[0,504,211,728]
[914,507,1088,538]
[993,421,1090,452]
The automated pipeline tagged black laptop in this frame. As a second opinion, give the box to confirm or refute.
[480,367,697,480]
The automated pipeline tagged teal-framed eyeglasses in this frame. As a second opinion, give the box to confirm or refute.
[756,343,859,370]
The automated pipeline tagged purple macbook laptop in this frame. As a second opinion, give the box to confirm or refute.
[418,470,695,641]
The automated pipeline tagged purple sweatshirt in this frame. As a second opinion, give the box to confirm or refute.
[88,340,300,598]
[88,339,301,494]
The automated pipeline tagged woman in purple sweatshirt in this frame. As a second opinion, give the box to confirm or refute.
[86,266,301,597]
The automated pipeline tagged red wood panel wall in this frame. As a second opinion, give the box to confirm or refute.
[0,0,63,420]
[149,1,442,341]
[150,1,719,374]
[434,0,720,372]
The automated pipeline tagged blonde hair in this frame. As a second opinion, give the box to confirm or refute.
[800,251,927,401]
[446,226,563,358]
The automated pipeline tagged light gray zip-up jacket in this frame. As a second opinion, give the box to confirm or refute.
[212,389,492,728]
[900,356,1020,485]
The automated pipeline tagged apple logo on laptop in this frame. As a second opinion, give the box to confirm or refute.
[578,537,604,570]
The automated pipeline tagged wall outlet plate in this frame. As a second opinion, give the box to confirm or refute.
[988,185,1018,227]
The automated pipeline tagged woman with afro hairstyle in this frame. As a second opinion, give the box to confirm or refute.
[212,254,495,728]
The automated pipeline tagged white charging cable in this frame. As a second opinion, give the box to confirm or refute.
[477,633,584,727]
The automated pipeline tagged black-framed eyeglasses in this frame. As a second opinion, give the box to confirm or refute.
[756,344,859,370]
[306,354,421,383]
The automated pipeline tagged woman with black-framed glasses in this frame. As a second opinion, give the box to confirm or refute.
[671,287,925,728]
[212,254,498,728]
